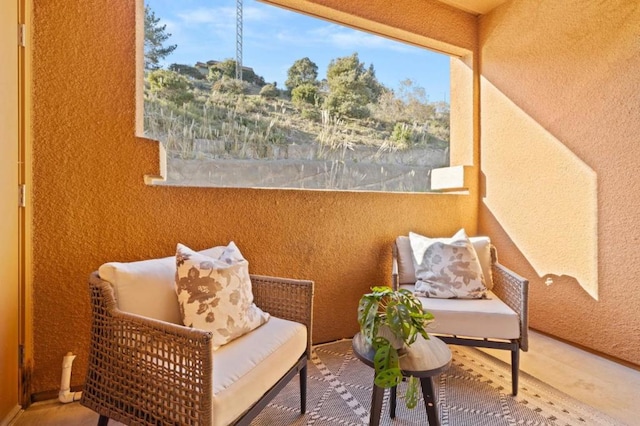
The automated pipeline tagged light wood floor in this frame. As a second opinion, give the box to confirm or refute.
[478,330,640,425]
[8,330,640,426]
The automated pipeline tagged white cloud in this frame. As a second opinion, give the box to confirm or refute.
[263,23,411,54]
[162,18,179,35]
[177,7,235,26]
[170,1,410,56]
[308,25,412,52]
[176,5,273,26]
[243,5,276,22]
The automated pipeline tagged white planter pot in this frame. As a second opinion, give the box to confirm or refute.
[376,324,405,350]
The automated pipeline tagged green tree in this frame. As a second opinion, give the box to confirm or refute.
[323,53,382,119]
[285,57,319,91]
[363,64,383,102]
[144,6,177,70]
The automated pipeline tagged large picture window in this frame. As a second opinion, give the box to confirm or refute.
[143,0,452,192]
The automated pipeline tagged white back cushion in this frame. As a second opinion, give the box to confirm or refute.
[176,242,269,349]
[396,235,493,289]
[98,246,225,324]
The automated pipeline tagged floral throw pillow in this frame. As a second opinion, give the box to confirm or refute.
[175,242,270,349]
[409,229,487,299]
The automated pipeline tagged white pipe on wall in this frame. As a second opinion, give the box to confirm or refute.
[59,352,82,403]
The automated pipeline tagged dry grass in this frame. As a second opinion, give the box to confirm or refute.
[144,87,448,162]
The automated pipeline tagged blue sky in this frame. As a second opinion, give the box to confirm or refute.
[148,0,451,102]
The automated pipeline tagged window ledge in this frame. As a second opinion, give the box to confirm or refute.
[430,165,472,192]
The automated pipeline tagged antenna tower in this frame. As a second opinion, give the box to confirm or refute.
[235,0,243,81]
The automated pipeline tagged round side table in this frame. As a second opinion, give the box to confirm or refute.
[352,332,452,426]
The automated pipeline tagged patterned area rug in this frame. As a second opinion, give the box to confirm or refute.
[252,340,619,426]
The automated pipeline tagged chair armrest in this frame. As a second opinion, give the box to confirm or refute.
[82,273,214,425]
[490,260,530,352]
[391,243,400,290]
[251,274,314,358]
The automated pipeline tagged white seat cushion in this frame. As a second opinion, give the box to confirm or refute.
[400,285,519,340]
[212,316,307,426]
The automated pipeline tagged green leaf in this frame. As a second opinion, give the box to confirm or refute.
[370,285,392,295]
[385,300,402,332]
[356,287,436,410]
[410,311,435,322]
[358,295,380,343]
[404,376,419,409]
[373,342,399,375]
[372,336,390,351]
[374,367,403,388]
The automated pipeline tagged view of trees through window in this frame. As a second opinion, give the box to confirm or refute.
[144,1,451,191]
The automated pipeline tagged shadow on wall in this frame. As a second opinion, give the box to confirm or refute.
[478,205,602,337]
[540,273,584,292]
[479,78,598,300]
[479,200,590,298]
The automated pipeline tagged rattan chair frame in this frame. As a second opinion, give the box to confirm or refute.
[81,271,314,426]
[392,243,529,396]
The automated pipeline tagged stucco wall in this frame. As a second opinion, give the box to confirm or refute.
[30,0,477,394]
[479,0,640,364]
[264,0,476,56]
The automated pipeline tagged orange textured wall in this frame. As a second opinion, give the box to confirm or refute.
[479,0,640,364]
[30,0,477,394]
[264,0,477,56]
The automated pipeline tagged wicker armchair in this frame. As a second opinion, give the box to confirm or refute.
[81,272,314,426]
[392,236,528,395]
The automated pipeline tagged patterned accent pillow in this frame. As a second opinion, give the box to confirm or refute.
[175,242,270,349]
[409,229,487,299]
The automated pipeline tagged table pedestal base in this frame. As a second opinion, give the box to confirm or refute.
[352,333,450,426]
[384,378,439,426]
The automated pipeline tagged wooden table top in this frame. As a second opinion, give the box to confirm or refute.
[352,332,452,377]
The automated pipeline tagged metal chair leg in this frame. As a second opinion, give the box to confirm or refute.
[300,364,307,413]
[511,347,520,396]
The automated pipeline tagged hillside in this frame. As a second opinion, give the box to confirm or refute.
[144,77,450,191]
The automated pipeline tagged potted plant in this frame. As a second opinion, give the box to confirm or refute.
[357,286,435,409]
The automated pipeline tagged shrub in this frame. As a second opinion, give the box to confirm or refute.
[301,107,321,122]
[324,91,370,119]
[147,69,194,105]
[390,122,412,148]
[192,79,212,92]
[291,83,319,106]
[259,84,279,99]
[169,63,206,80]
[212,77,248,95]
